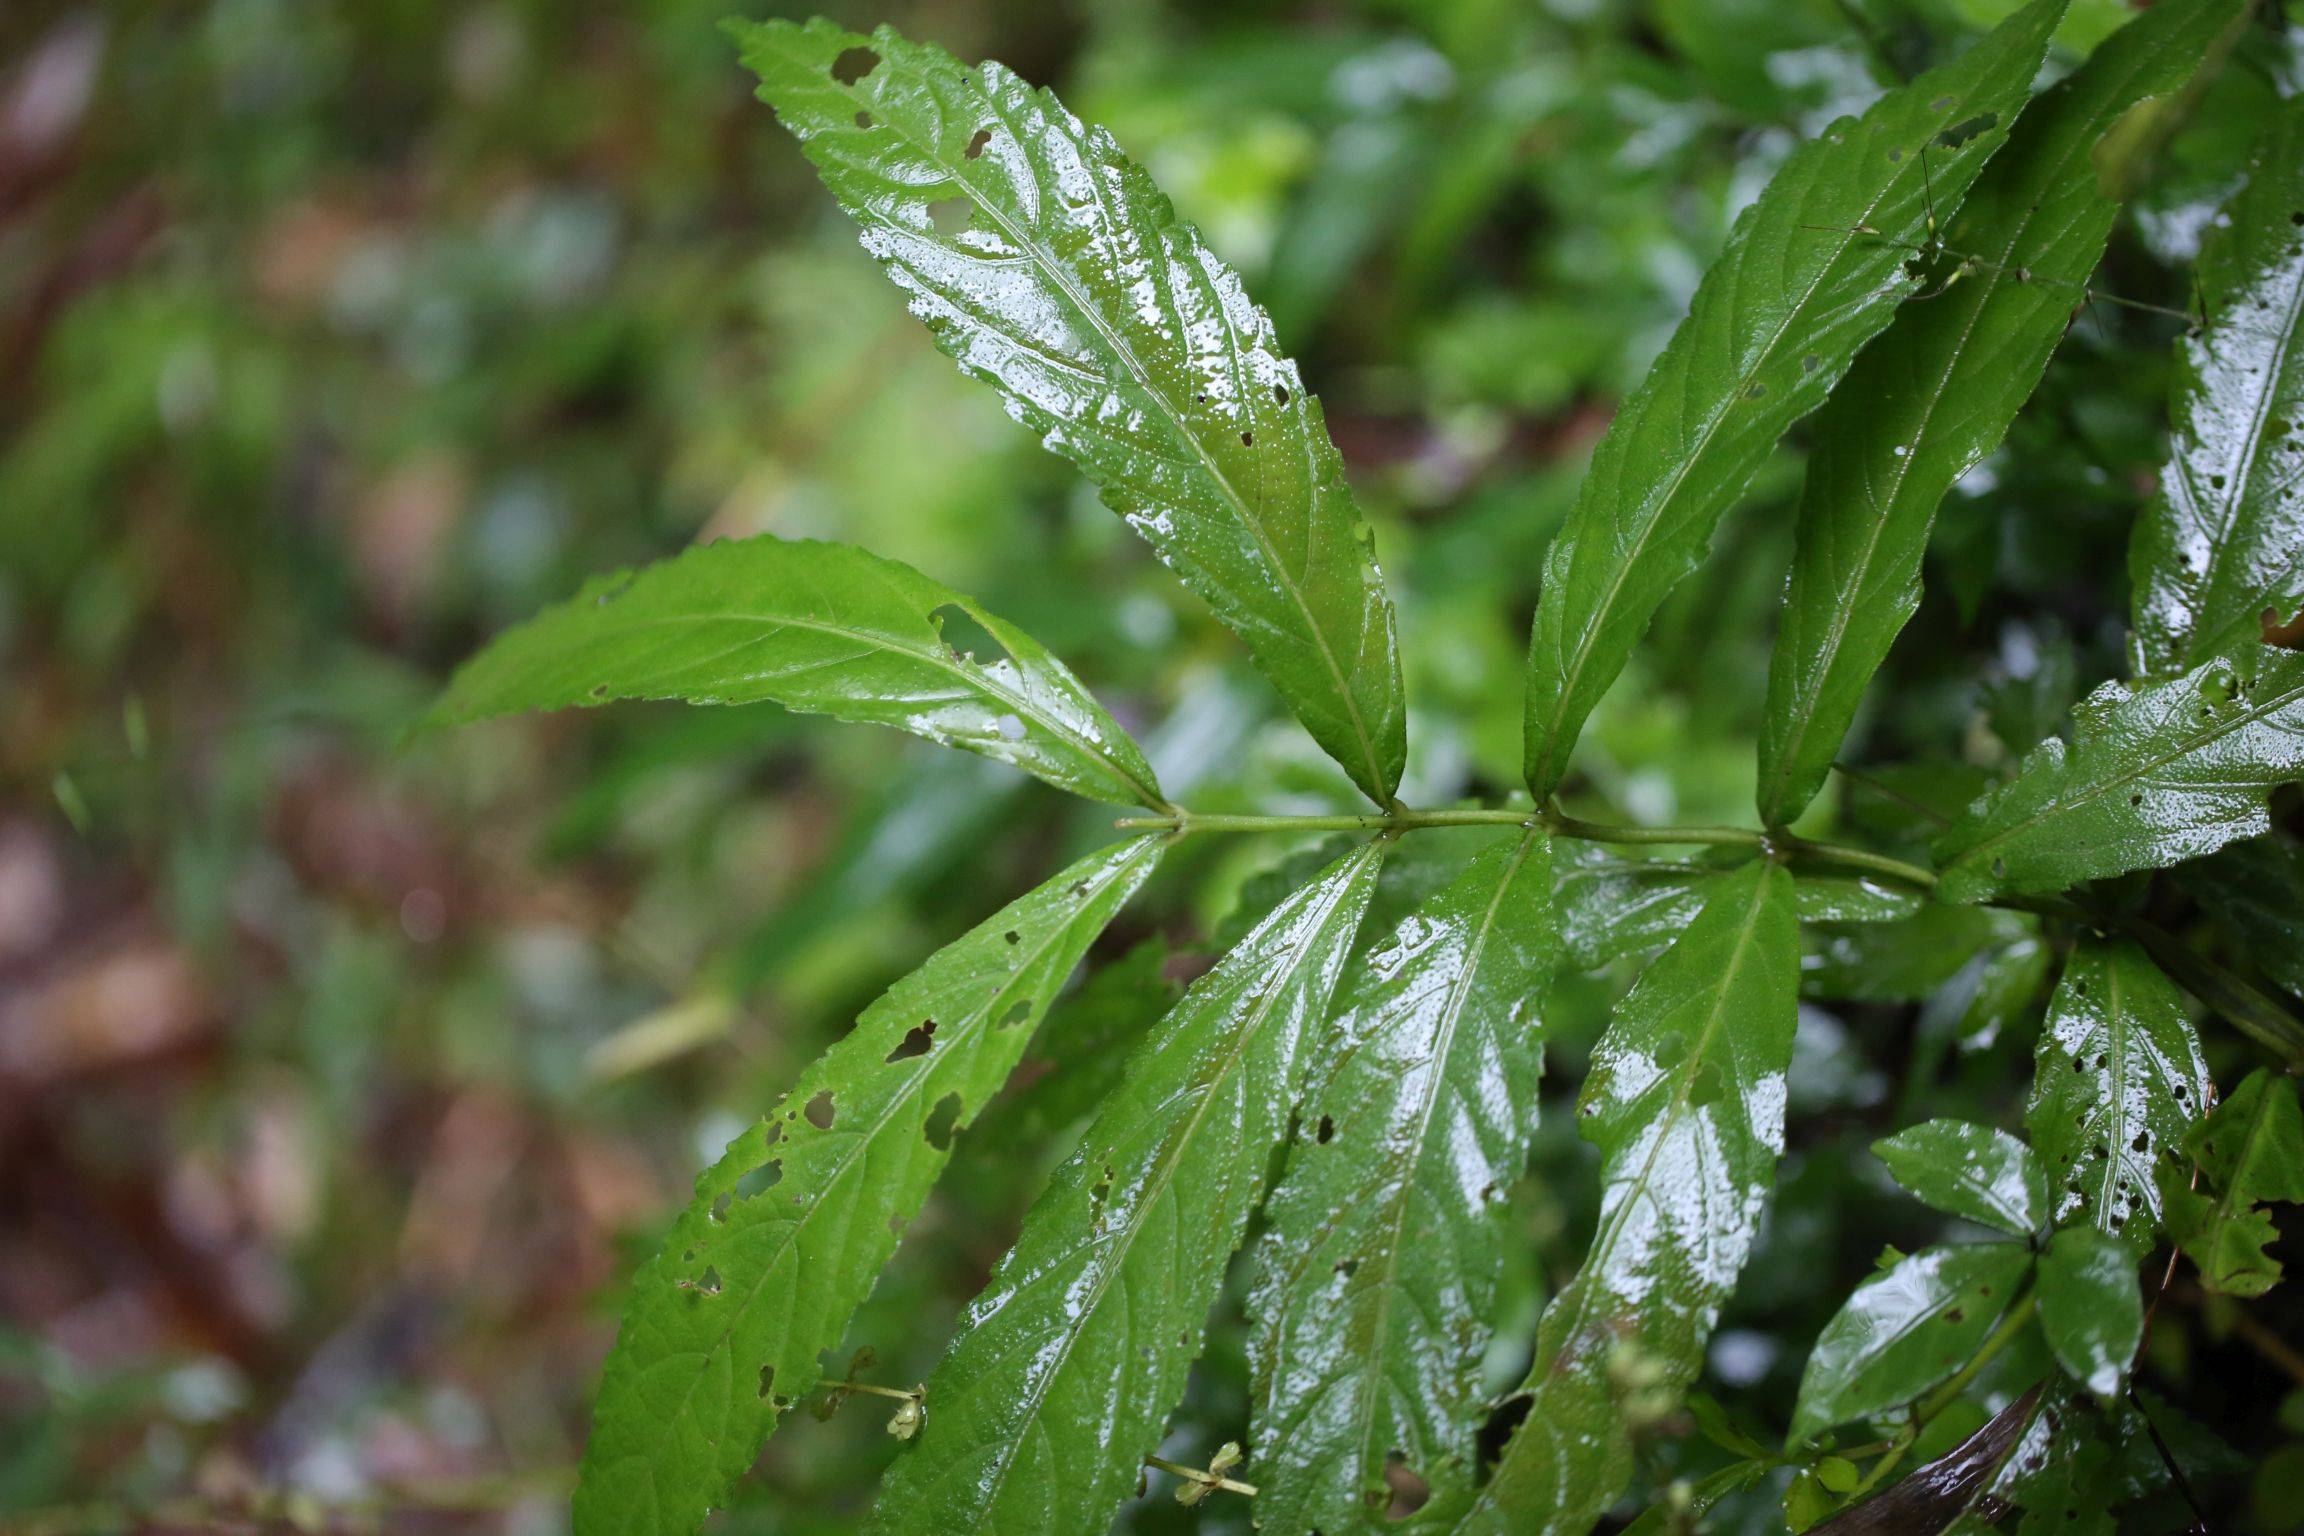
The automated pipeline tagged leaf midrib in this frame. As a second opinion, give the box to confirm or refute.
[950,849,1374,1531]
[853,67,1393,804]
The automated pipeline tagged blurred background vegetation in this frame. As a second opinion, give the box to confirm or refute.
[3,0,2299,1530]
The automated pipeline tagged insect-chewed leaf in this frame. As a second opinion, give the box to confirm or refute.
[733,19,1407,807]
[569,836,1163,1536]
[2025,938,2208,1256]
[2036,1226,2142,1397]
[1247,830,1556,1536]
[1933,645,2304,903]
[2131,96,2304,675]
[1873,1119,2047,1239]
[867,843,1384,1536]
[1519,0,2065,800]
[1757,0,2249,826]
[430,534,1164,810]
[1445,860,1798,1534]
[1789,1241,2034,1445]
[2159,1068,2304,1297]
[1556,843,1919,971]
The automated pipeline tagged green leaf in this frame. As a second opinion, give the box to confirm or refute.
[2160,1068,2304,1297]
[1873,1119,2049,1238]
[1804,905,2029,1003]
[1519,0,2065,799]
[1621,1457,1774,1536]
[2174,833,2304,998]
[2025,938,2209,1256]
[431,534,1164,810]
[569,836,1164,1536]
[1756,0,2248,826]
[977,938,1182,1159]
[1789,1242,2034,1444]
[868,843,1384,1536]
[1247,830,1557,1535]
[1556,844,1920,971]
[1445,860,1799,1533]
[2036,1226,2142,1396]
[1933,645,2304,904]
[2131,96,2304,674]
[734,19,1407,807]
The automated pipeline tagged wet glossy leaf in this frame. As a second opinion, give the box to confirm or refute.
[977,938,1181,1159]
[868,843,1383,1536]
[1933,645,2304,904]
[1757,0,2248,825]
[570,836,1164,1536]
[1519,0,2065,798]
[2160,1068,2304,1297]
[1556,844,1919,971]
[1445,860,1798,1533]
[1873,1119,2048,1238]
[1248,830,1556,1535]
[2130,96,2304,674]
[2036,1226,2141,1396]
[1808,1385,2042,1535]
[735,19,1407,806]
[2025,938,2209,1256]
[1790,1242,2034,1444]
[432,534,1164,810]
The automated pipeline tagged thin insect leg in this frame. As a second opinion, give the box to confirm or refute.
[1919,140,1942,246]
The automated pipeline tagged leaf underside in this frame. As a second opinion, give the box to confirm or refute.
[736,18,1407,806]
[1521,0,2065,799]
[1757,0,2247,825]
[868,843,1384,1536]
[570,835,1163,1536]
[431,533,1165,810]
[1448,860,1799,1534]
[1247,830,1557,1536]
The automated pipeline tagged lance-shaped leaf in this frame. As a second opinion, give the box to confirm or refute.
[2160,1067,2304,1296]
[1556,844,1919,971]
[1873,1119,2048,1239]
[1790,1242,2034,1444]
[2131,97,2304,675]
[734,20,1406,807]
[868,843,1383,1536]
[1934,645,2304,904]
[1519,0,2064,800]
[432,534,1164,810]
[1247,830,1557,1535]
[1445,860,1798,1534]
[569,836,1164,1536]
[1757,0,2249,826]
[2025,938,2209,1256]
[2037,1226,2142,1396]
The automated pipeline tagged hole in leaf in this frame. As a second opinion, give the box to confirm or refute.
[1937,112,1996,149]
[927,196,971,235]
[1315,1114,1335,1145]
[997,997,1034,1028]
[805,1090,837,1130]
[854,110,873,129]
[832,46,880,85]
[930,602,1010,665]
[759,1364,777,1400]
[1382,1454,1431,1519]
[736,1159,783,1199]
[965,128,992,159]
[887,1020,937,1062]
[1004,930,1020,945]
[1241,430,1255,446]
[1690,1063,1727,1108]
[924,1091,964,1150]
[1273,384,1291,406]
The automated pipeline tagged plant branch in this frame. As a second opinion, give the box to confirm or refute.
[1848,1287,2037,1500]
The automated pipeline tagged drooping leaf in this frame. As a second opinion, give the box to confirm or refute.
[1444,860,1799,1533]
[1556,843,1919,971]
[2160,1067,2304,1297]
[2130,95,2304,674]
[1790,1242,2034,1445]
[1933,644,2304,904]
[2173,833,2304,997]
[868,843,1384,1536]
[1248,830,1556,1535]
[569,836,1164,1536]
[1873,1119,2048,1239]
[1519,0,2065,799]
[1756,0,2248,825]
[432,534,1165,810]
[2025,938,2209,1256]
[734,19,1407,806]
[2036,1226,2142,1396]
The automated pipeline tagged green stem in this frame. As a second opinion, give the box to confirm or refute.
[1850,1287,2038,1500]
